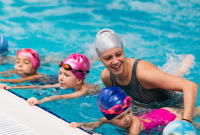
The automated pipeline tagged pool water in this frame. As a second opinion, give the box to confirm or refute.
[0,0,200,134]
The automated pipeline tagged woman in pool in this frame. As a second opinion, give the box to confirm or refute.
[94,28,198,123]
[0,48,42,83]
[70,87,200,134]
[23,53,93,106]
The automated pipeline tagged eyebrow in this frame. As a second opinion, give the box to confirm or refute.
[103,50,122,57]
[24,59,31,62]
[116,50,122,53]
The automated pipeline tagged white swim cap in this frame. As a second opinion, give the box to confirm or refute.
[95,28,123,57]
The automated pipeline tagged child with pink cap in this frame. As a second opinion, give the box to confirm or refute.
[21,53,93,106]
[0,48,43,84]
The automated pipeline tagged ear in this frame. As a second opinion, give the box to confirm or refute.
[76,78,83,85]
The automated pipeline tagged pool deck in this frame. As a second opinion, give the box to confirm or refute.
[0,89,90,135]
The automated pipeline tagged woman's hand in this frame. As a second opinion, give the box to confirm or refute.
[27,97,40,106]
[0,84,10,90]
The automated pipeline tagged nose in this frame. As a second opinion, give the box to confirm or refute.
[17,61,23,67]
[59,74,64,81]
[112,56,119,64]
[124,115,129,122]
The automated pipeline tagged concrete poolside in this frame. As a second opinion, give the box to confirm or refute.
[0,89,90,135]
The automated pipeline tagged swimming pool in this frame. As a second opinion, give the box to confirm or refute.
[0,0,200,134]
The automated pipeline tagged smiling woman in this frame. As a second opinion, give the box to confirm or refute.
[95,28,198,123]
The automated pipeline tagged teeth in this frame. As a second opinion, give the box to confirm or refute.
[114,65,120,68]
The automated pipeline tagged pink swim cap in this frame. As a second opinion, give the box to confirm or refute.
[62,53,90,80]
[16,48,40,72]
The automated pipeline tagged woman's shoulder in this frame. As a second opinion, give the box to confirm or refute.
[125,58,139,66]
[101,68,112,87]
[129,59,157,70]
[101,68,110,77]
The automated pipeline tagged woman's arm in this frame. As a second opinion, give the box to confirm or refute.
[0,74,43,83]
[27,89,87,106]
[70,117,108,130]
[137,60,198,121]
[101,68,112,87]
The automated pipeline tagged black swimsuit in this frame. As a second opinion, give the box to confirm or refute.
[110,59,177,107]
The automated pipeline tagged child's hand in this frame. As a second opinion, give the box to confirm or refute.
[71,122,100,130]
[69,122,81,129]
[4,74,12,78]
[27,97,40,106]
[0,84,11,90]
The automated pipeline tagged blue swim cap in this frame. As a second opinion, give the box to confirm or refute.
[0,35,8,56]
[163,121,196,135]
[97,87,130,120]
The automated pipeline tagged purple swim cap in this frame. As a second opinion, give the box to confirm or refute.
[97,87,130,120]
[62,53,90,80]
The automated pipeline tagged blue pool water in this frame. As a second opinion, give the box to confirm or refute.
[0,0,200,134]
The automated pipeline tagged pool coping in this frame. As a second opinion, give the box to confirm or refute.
[0,89,91,135]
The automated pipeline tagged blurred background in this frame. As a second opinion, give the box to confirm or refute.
[0,0,199,134]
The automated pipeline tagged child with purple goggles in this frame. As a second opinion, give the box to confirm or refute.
[70,87,200,134]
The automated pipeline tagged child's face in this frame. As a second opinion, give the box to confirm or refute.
[110,107,133,129]
[58,67,79,89]
[14,55,36,77]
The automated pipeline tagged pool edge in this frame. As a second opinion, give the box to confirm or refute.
[0,89,91,135]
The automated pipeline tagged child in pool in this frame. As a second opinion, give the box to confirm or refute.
[0,48,42,83]
[21,53,92,106]
[70,87,200,135]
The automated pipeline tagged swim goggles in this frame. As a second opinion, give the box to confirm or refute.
[98,96,132,114]
[58,61,89,74]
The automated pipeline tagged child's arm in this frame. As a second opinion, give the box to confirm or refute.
[27,89,87,106]
[0,74,43,83]
[128,116,143,135]
[70,117,108,130]
[9,83,60,90]
[0,70,16,75]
